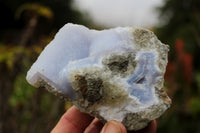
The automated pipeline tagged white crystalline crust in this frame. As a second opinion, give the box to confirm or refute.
[26,23,171,131]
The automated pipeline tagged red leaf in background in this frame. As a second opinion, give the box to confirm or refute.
[175,39,193,84]
[182,54,193,84]
[165,39,193,97]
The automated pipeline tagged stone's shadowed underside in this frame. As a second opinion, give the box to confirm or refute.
[26,23,171,131]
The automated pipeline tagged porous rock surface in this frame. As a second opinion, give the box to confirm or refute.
[26,23,171,131]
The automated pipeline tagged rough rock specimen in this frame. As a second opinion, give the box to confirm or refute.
[26,23,171,131]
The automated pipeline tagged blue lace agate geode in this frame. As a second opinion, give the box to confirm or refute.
[26,23,171,131]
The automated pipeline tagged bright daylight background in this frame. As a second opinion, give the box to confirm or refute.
[1,0,200,133]
[73,0,163,27]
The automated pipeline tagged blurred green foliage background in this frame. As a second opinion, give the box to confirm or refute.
[0,0,200,132]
